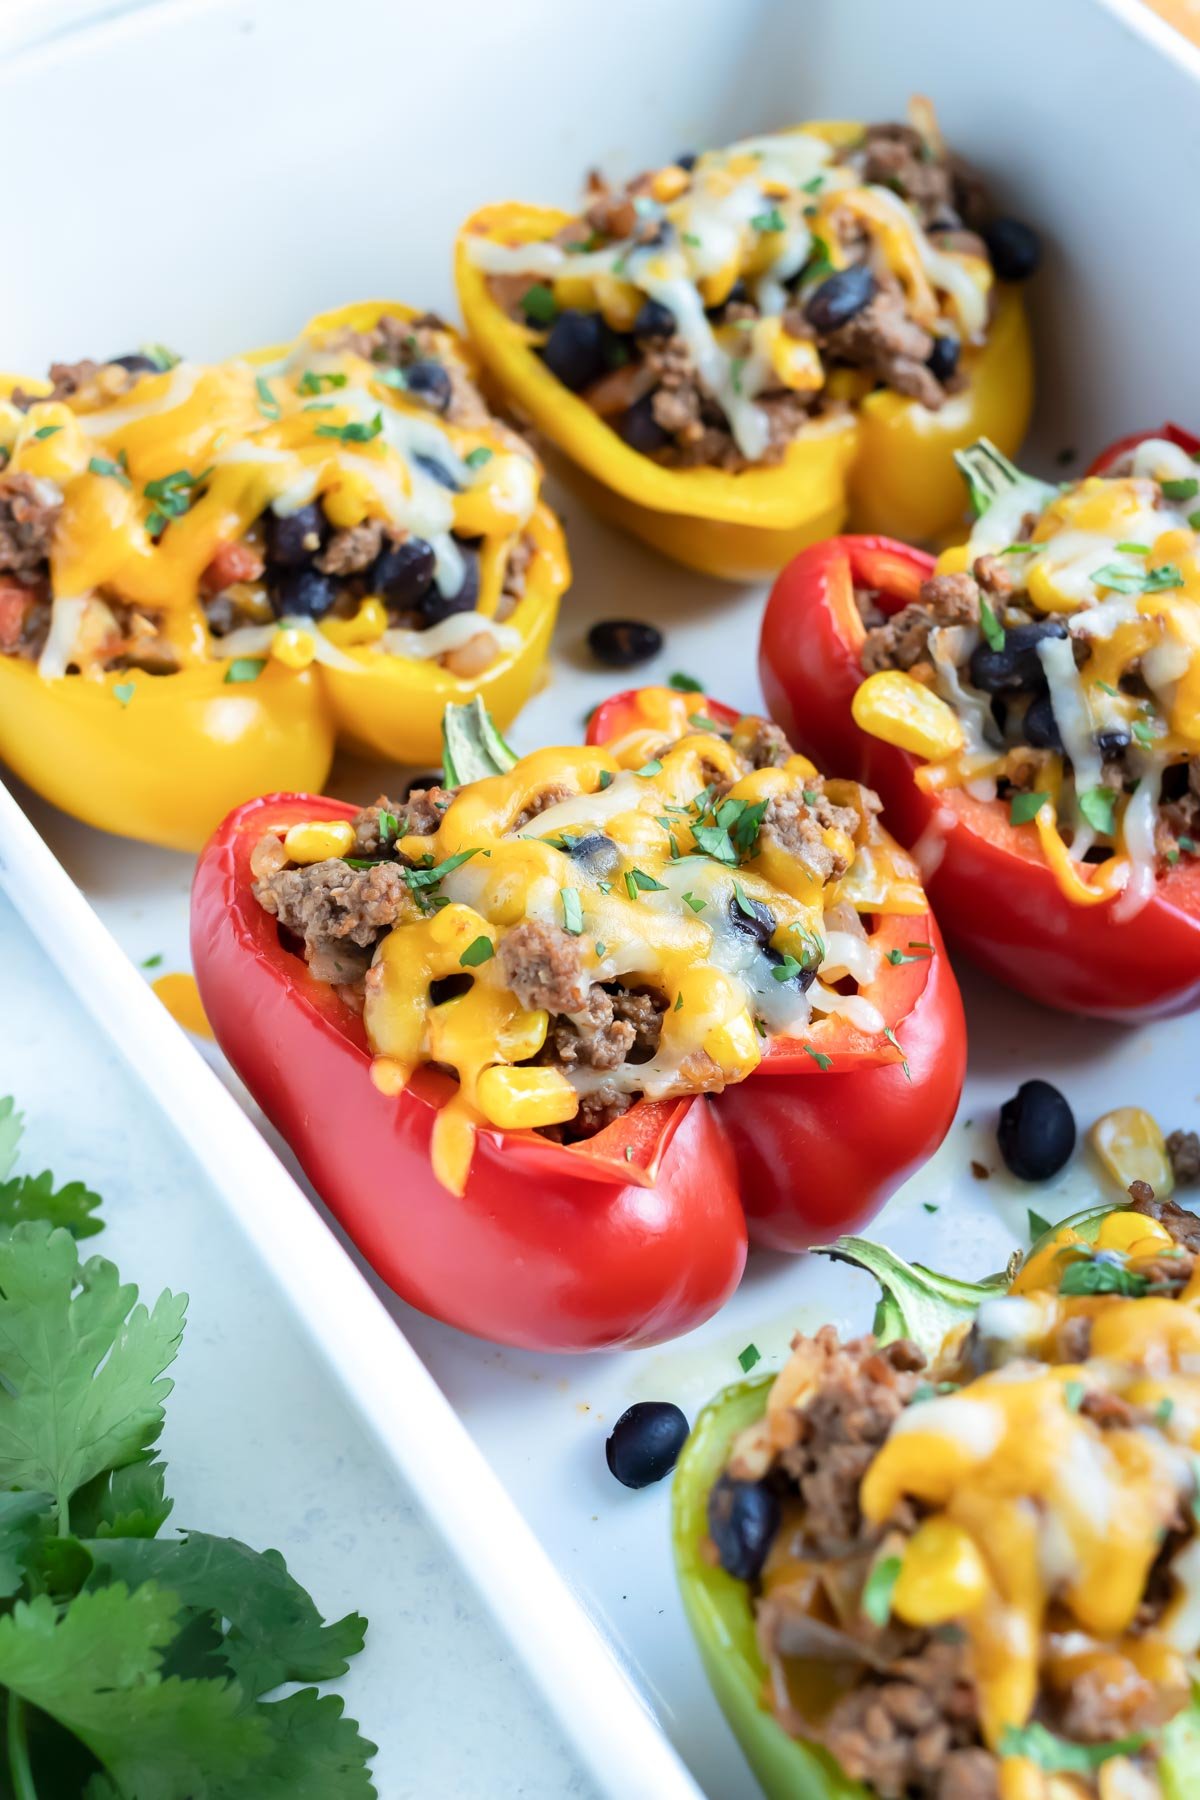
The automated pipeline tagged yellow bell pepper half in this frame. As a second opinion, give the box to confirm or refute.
[456,194,1032,579]
[0,300,570,850]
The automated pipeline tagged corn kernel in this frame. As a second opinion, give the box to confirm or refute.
[475,1064,579,1129]
[703,1008,762,1082]
[851,671,965,760]
[698,257,741,310]
[552,274,594,314]
[495,1008,549,1065]
[271,626,317,670]
[1095,1208,1175,1254]
[761,318,824,393]
[892,1518,989,1626]
[321,598,388,647]
[1090,1108,1175,1200]
[592,275,642,334]
[283,819,356,864]
[650,164,690,203]
[934,544,972,577]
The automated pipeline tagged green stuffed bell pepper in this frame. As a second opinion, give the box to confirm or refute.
[673,1194,1200,1799]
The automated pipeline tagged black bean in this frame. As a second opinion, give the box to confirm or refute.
[270,567,336,620]
[567,832,622,878]
[413,452,461,492]
[983,217,1042,283]
[1096,727,1131,759]
[968,619,1068,695]
[419,542,480,627]
[707,1475,780,1581]
[265,502,327,570]
[587,618,663,669]
[1022,691,1062,752]
[997,1079,1076,1182]
[633,299,676,342]
[539,310,608,392]
[927,334,960,383]
[373,535,436,608]
[804,263,876,334]
[605,1402,689,1489]
[676,152,697,172]
[728,893,776,947]
[110,353,161,375]
[617,393,670,456]
[403,359,453,413]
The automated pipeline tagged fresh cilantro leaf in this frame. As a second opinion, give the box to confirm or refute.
[459,935,494,968]
[0,1222,186,1523]
[0,1491,52,1597]
[72,1460,173,1541]
[143,466,211,522]
[682,892,706,912]
[624,867,667,897]
[1093,562,1183,595]
[772,955,804,983]
[1077,785,1116,835]
[255,377,280,421]
[0,1096,23,1181]
[979,598,1005,652]
[737,1343,761,1373]
[87,1532,368,1698]
[33,424,62,440]
[88,456,131,488]
[635,759,663,778]
[297,370,348,396]
[803,1045,833,1071]
[861,1555,901,1627]
[402,848,478,890]
[750,207,785,233]
[246,1686,378,1800]
[560,889,584,935]
[1058,1257,1148,1298]
[1027,1207,1052,1243]
[224,657,266,685]
[314,413,383,445]
[464,447,493,469]
[731,880,757,920]
[668,672,703,693]
[1162,477,1199,502]
[0,1168,104,1239]
[521,284,558,325]
[1010,791,1049,826]
[997,1720,1146,1775]
[692,823,738,865]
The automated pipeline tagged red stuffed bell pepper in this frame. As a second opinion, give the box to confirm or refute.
[760,433,1200,1020]
[192,691,964,1351]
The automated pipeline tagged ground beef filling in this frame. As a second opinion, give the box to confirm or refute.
[858,553,1199,869]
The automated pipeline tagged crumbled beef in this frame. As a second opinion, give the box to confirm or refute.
[824,287,941,408]
[583,184,639,241]
[1137,1251,1196,1291]
[326,313,490,427]
[498,532,534,621]
[350,787,453,855]
[732,717,791,770]
[853,123,956,225]
[972,554,1017,602]
[815,1637,984,1800]
[861,571,979,674]
[316,520,384,576]
[1055,1313,1093,1363]
[497,920,588,1013]
[1055,1658,1168,1744]
[1079,1390,1138,1431]
[512,784,572,831]
[774,1328,926,1556]
[937,1750,1001,1800]
[549,985,666,1071]
[574,1082,635,1137]
[1130,1186,1200,1253]
[854,587,887,630]
[1167,1129,1200,1185]
[762,781,862,884]
[0,473,61,579]
[253,850,412,984]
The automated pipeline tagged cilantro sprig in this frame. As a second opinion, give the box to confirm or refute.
[0,1101,377,1795]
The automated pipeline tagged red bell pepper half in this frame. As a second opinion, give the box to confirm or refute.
[759,446,1200,1019]
[191,693,964,1350]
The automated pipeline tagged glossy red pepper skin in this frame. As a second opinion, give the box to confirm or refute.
[587,690,965,1249]
[759,505,1200,1020]
[191,791,747,1353]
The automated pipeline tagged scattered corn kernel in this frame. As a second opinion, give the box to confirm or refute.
[283,819,356,864]
[475,1064,579,1129]
[852,671,965,760]
[650,164,690,203]
[271,626,317,670]
[321,598,388,647]
[592,274,643,334]
[1091,1108,1175,1200]
[892,1517,989,1626]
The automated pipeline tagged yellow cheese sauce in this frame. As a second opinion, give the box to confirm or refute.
[269,695,922,1196]
[855,436,1200,914]
[0,306,544,680]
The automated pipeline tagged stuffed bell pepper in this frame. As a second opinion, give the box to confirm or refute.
[760,432,1200,1019]
[191,689,964,1351]
[0,301,568,850]
[675,1187,1200,1800]
[456,101,1035,579]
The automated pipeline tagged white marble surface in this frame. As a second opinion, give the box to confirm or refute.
[0,889,597,1800]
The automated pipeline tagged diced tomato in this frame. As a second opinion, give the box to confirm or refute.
[0,583,32,655]
[202,540,264,594]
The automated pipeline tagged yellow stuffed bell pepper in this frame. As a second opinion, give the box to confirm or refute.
[456,109,1034,579]
[0,300,568,851]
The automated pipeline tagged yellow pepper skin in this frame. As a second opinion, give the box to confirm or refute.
[456,179,1032,578]
[0,654,333,852]
[0,301,570,847]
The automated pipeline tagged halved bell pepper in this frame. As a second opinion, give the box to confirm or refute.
[456,171,1032,580]
[586,687,966,1250]
[760,533,1200,1019]
[0,300,569,851]
[190,690,964,1349]
[672,1217,1200,1799]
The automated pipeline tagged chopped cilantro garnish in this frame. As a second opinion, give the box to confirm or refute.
[772,954,804,983]
[597,770,614,790]
[997,1722,1147,1775]
[1093,562,1183,595]
[521,284,558,325]
[87,455,131,487]
[1093,680,1119,697]
[804,235,835,282]
[140,953,163,970]
[1157,1396,1176,1428]
[729,358,746,396]
[297,370,347,396]
[143,465,212,535]
[459,935,495,968]
[1180,835,1197,854]
[692,823,738,866]
[801,175,824,194]
[883,1025,911,1081]
[861,1556,901,1628]
[731,880,758,920]
[1058,1258,1148,1298]
[682,892,706,913]
[560,888,584,935]
[1027,1207,1052,1242]
[1113,541,1151,554]
[923,1202,939,1214]
[624,1145,635,1163]
[1131,718,1156,747]
[886,946,928,965]
[112,682,135,707]
[682,231,701,247]
[624,867,666,898]
[737,1343,761,1373]
[254,376,280,420]
[314,412,384,445]
[594,941,606,959]
[1077,785,1116,835]
[674,991,683,1012]
[978,598,1005,652]
[1010,791,1049,826]
[464,446,494,469]
[635,759,663,778]
[32,424,62,440]
[668,671,704,692]
[687,712,722,732]
[803,1045,833,1071]
[1064,1379,1085,1412]
[223,657,266,685]
[377,809,400,843]
[402,847,479,891]
[749,207,785,234]
[1162,477,1199,501]
[1000,542,1038,554]
[1189,510,1200,531]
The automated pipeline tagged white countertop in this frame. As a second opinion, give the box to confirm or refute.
[1,888,598,1800]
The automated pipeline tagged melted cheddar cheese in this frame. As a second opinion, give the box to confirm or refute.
[465,107,992,464]
[277,694,923,1195]
[0,306,543,680]
[856,436,1200,917]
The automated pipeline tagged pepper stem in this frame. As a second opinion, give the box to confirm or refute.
[812,1234,1006,1356]
[441,698,518,787]
[7,1691,36,1800]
